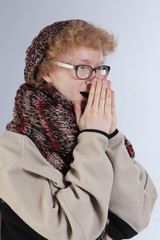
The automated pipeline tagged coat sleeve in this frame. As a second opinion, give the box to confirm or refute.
[0,131,113,240]
[105,131,158,240]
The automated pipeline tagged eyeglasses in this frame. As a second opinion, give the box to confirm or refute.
[54,61,110,80]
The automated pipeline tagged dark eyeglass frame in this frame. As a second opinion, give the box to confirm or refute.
[55,61,110,80]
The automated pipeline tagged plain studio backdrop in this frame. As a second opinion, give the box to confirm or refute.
[0,0,159,239]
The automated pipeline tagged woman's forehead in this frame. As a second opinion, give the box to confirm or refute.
[57,46,104,61]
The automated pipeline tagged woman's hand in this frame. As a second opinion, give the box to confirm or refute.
[107,80,117,134]
[73,76,117,134]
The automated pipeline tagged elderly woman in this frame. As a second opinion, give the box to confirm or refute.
[0,19,157,240]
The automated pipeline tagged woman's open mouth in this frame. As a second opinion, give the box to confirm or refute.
[80,92,89,99]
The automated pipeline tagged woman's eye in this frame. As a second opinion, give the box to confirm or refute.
[78,66,85,70]
[97,66,103,71]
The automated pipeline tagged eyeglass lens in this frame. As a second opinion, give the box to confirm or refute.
[76,65,109,79]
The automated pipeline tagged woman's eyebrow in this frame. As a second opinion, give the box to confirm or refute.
[76,59,104,65]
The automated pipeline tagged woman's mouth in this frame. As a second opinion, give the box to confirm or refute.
[80,91,89,99]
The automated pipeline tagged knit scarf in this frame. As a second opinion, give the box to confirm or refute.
[6,83,135,240]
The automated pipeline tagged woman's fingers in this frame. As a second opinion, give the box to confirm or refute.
[105,88,112,114]
[85,77,112,115]
[92,76,104,109]
[99,78,107,111]
[107,80,111,90]
[85,76,106,112]
[85,78,97,111]
[111,90,116,116]
[109,90,117,134]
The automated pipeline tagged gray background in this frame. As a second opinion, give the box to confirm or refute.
[0,0,159,239]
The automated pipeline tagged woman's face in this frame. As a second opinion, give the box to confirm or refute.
[43,46,104,108]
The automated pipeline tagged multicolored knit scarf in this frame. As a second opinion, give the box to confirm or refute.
[6,83,135,240]
[6,83,79,174]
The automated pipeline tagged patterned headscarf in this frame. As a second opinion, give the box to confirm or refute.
[24,19,85,82]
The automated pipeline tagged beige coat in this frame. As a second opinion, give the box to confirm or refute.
[0,130,157,240]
